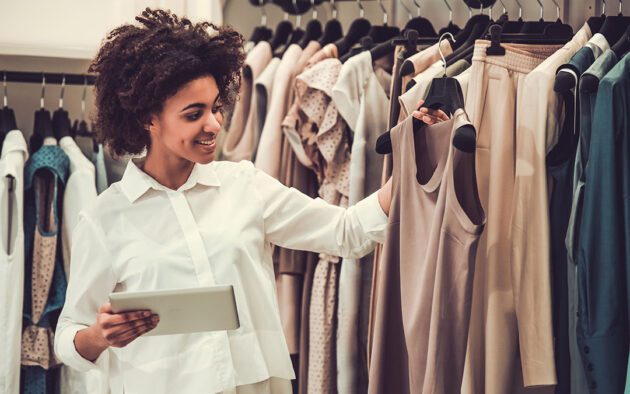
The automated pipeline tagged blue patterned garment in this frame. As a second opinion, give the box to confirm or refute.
[21,144,69,394]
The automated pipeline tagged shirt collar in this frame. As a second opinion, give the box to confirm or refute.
[1,129,28,160]
[119,159,221,203]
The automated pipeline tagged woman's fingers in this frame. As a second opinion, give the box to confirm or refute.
[102,310,154,328]
[106,316,159,347]
[412,107,450,125]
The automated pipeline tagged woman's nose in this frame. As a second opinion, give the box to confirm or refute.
[203,112,222,134]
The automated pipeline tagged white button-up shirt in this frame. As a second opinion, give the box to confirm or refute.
[55,159,387,394]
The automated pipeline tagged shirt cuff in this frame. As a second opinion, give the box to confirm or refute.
[56,324,109,373]
[354,191,388,243]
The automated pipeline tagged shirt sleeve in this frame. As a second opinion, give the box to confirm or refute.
[54,212,116,373]
[251,164,388,258]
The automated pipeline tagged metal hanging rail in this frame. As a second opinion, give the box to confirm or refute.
[1,71,95,86]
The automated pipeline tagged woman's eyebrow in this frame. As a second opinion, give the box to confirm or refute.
[180,102,207,112]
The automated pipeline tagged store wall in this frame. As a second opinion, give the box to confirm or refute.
[0,0,608,179]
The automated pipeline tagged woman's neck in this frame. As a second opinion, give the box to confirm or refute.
[141,149,195,191]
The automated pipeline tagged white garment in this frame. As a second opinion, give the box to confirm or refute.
[60,136,98,279]
[255,45,302,179]
[0,130,28,394]
[93,144,109,194]
[55,159,387,394]
[252,57,281,162]
[58,137,105,394]
[331,50,389,394]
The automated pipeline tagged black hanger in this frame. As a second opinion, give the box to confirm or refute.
[597,16,630,49]
[376,33,476,155]
[0,73,17,147]
[401,0,438,37]
[52,109,72,140]
[485,19,573,57]
[298,2,323,48]
[1,105,17,136]
[335,18,371,57]
[612,24,630,57]
[443,13,501,67]
[248,0,273,43]
[270,20,294,52]
[450,14,490,50]
[319,19,343,45]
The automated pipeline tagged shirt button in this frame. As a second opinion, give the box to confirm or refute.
[584,346,590,354]
[587,363,594,371]
[590,381,597,389]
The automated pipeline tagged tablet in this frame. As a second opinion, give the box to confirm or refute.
[109,285,240,336]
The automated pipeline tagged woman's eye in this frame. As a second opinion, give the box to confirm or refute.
[212,105,223,114]
[186,112,202,121]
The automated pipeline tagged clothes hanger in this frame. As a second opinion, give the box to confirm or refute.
[367,0,401,44]
[448,0,491,51]
[376,33,476,154]
[31,74,53,152]
[1,73,18,145]
[318,0,343,45]
[402,0,438,37]
[248,0,273,43]
[334,0,372,56]
[285,0,306,46]
[596,0,630,49]
[580,0,627,91]
[269,2,294,53]
[554,0,594,91]
[442,0,494,66]
[438,0,462,36]
[299,0,323,47]
[611,23,630,57]
[52,74,72,140]
[585,0,605,33]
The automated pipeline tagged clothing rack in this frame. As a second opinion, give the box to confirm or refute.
[1,71,95,86]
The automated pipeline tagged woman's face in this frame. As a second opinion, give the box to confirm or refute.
[147,75,224,164]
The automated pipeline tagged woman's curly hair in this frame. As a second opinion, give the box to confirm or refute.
[89,8,245,156]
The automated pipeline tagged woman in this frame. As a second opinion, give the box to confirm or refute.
[54,8,446,394]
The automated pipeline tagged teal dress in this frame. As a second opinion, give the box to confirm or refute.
[21,144,69,394]
[576,53,629,393]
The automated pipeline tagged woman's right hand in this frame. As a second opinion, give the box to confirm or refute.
[93,302,160,348]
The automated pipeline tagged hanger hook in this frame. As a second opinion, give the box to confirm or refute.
[412,0,421,17]
[2,72,7,108]
[292,0,302,28]
[443,0,453,23]
[81,76,87,122]
[550,0,560,19]
[311,0,318,20]
[259,0,267,26]
[356,0,364,18]
[400,0,413,21]
[40,73,46,109]
[438,32,455,77]
[535,0,544,20]
[498,0,506,14]
[330,0,337,18]
[58,74,66,108]
[514,0,523,18]
[619,0,623,15]
[377,0,387,25]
